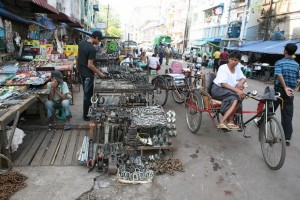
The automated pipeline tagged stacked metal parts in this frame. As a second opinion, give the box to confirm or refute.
[79,63,180,182]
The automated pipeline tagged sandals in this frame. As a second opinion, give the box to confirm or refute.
[227,123,239,130]
[218,123,240,131]
[218,123,229,130]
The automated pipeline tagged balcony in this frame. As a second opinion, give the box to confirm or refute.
[202,25,227,39]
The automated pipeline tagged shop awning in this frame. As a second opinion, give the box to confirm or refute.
[201,38,222,43]
[73,28,92,36]
[0,6,30,24]
[194,41,207,46]
[235,40,300,55]
[48,12,76,23]
[18,0,59,14]
[68,20,84,28]
[226,41,262,51]
[194,40,220,48]
[73,28,120,39]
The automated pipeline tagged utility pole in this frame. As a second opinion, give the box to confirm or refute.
[239,0,249,46]
[106,4,109,34]
[183,0,191,51]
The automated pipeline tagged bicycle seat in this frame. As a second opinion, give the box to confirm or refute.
[259,86,277,101]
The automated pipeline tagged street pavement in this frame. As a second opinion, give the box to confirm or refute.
[11,59,300,200]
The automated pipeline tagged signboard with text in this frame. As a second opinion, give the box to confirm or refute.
[95,22,106,29]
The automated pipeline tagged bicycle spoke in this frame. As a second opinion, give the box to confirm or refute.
[260,116,285,170]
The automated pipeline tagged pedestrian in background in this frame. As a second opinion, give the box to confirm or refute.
[158,43,165,65]
[273,43,299,146]
[165,44,172,65]
[213,48,221,72]
[220,48,229,65]
[77,31,106,121]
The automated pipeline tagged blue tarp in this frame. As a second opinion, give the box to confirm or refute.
[228,40,300,55]
[0,6,44,27]
[0,6,28,24]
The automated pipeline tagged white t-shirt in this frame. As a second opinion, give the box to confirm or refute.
[148,56,159,69]
[196,56,202,63]
[213,64,246,87]
[241,55,249,63]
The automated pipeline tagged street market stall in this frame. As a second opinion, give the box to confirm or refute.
[76,64,180,183]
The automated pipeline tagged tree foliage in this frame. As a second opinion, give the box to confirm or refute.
[95,4,123,37]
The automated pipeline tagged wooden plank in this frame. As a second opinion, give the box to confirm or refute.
[41,130,63,166]
[53,131,71,166]
[62,130,78,166]
[30,130,54,166]
[13,130,40,166]
[0,95,37,130]
[19,130,47,166]
[72,130,86,165]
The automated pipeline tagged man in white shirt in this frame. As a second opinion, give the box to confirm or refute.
[148,54,160,70]
[211,51,246,130]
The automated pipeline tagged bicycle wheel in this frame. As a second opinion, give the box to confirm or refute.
[152,77,168,106]
[172,81,188,104]
[186,90,203,133]
[259,115,286,170]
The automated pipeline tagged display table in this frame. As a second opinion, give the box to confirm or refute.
[0,94,46,160]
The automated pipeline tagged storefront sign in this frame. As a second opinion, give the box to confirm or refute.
[95,22,106,29]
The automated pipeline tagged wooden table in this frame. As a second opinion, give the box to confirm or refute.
[0,94,46,162]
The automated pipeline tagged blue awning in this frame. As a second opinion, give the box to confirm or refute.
[201,38,222,43]
[234,40,300,54]
[0,6,28,24]
[74,28,92,36]
[227,40,262,51]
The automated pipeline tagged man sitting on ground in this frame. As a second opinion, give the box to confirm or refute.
[45,71,72,130]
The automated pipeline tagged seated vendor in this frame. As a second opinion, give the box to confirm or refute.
[148,54,160,70]
[120,53,134,67]
[140,51,148,65]
[211,51,246,130]
[45,71,72,130]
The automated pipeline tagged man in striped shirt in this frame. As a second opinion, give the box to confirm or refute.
[274,43,299,146]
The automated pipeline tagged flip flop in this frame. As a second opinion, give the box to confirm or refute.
[48,123,57,128]
[64,123,72,131]
[227,123,239,129]
[217,123,229,130]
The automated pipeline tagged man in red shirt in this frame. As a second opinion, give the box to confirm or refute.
[220,48,229,66]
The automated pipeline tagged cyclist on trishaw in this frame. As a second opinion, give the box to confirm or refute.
[211,51,247,131]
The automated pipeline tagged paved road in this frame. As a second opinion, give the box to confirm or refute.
[12,60,300,200]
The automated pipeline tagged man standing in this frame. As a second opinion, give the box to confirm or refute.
[78,31,106,121]
[158,43,165,65]
[273,43,299,146]
[213,48,221,72]
[165,44,172,65]
[45,71,72,130]
[220,48,229,66]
